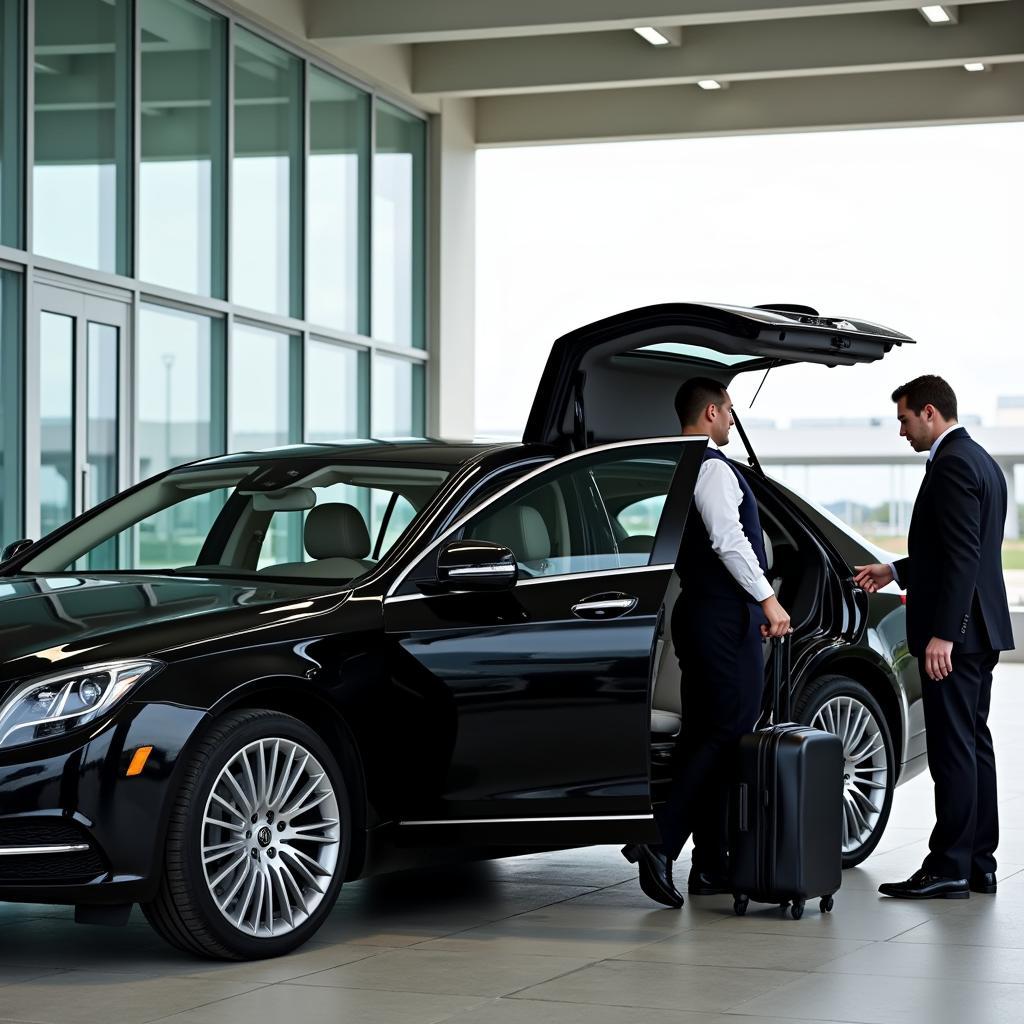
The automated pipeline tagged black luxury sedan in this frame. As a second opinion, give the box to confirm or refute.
[0,303,924,959]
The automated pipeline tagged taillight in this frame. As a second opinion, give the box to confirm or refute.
[900,592,907,605]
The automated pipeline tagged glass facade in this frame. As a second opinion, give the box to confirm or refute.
[373,102,426,348]
[229,322,300,452]
[232,29,302,317]
[33,0,132,273]
[0,271,21,541]
[0,0,427,547]
[139,0,227,296]
[1,0,23,248]
[38,311,74,537]
[308,68,369,334]
[137,304,223,479]
[373,354,425,438]
[306,339,367,442]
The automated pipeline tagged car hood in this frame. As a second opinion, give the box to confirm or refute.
[0,573,348,682]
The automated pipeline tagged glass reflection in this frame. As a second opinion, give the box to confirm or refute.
[308,68,368,333]
[373,102,425,349]
[305,339,366,443]
[39,312,74,535]
[372,355,424,438]
[138,305,220,479]
[0,271,22,543]
[33,0,131,273]
[1,0,24,247]
[229,322,298,452]
[139,0,227,297]
[232,29,302,317]
[84,322,118,568]
[136,304,223,570]
[231,322,300,564]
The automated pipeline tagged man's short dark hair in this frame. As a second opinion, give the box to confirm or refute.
[675,377,728,428]
[891,375,958,421]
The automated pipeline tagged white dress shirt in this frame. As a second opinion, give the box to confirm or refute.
[693,439,774,603]
[888,423,964,587]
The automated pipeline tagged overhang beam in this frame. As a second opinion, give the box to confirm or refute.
[413,5,1024,96]
[475,63,1024,145]
[305,0,1003,44]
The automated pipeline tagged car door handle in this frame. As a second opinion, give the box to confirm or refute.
[571,593,638,620]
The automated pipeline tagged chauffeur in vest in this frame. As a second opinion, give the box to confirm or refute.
[623,377,792,908]
[855,375,1014,900]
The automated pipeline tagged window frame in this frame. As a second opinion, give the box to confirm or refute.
[388,437,697,599]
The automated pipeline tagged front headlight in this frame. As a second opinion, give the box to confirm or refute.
[0,661,160,750]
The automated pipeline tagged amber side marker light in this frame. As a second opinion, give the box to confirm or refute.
[126,746,154,777]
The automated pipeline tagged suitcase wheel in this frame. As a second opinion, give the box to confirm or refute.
[733,895,749,916]
[820,895,835,914]
[790,900,805,920]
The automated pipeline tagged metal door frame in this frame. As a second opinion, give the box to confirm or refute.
[25,278,132,540]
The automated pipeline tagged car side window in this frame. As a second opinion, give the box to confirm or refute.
[460,443,683,579]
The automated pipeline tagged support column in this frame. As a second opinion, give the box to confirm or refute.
[1000,460,1020,541]
[427,97,476,442]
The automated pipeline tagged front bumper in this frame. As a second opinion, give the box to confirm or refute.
[0,702,209,905]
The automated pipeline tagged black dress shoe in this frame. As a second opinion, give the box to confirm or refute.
[621,844,684,908]
[970,872,997,894]
[688,866,732,896]
[878,868,969,900]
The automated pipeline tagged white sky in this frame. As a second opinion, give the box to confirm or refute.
[475,121,1024,440]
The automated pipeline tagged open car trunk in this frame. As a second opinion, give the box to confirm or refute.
[523,303,915,453]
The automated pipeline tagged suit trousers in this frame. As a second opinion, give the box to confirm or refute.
[920,648,1000,879]
[655,594,765,865]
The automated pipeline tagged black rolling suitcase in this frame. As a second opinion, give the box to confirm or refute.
[730,635,844,919]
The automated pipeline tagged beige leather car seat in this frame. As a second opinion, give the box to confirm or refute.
[259,502,371,578]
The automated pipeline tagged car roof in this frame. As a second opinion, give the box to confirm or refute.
[189,438,535,470]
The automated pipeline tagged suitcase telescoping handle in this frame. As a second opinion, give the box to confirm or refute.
[770,634,793,724]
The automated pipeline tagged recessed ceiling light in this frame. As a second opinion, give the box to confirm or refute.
[963,62,987,71]
[919,5,958,24]
[634,26,671,45]
[697,79,723,90]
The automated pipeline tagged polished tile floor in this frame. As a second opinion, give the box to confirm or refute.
[3,665,1023,1024]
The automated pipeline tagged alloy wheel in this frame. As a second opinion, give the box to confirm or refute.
[811,695,889,856]
[201,737,341,938]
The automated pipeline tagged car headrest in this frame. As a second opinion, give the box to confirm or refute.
[762,529,774,571]
[305,503,370,560]
[473,505,551,563]
[620,534,654,554]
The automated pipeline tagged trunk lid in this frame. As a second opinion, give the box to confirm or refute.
[523,302,914,450]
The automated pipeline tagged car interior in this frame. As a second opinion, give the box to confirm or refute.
[22,462,450,583]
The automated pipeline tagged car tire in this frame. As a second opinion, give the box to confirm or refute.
[793,675,895,869]
[143,709,351,960]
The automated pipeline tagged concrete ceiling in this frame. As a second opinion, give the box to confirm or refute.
[297,0,1024,144]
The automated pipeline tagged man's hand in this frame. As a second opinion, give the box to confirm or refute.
[924,637,954,681]
[759,594,792,638]
[853,563,895,594]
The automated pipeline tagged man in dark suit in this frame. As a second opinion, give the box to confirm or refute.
[855,375,1014,899]
[623,378,791,908]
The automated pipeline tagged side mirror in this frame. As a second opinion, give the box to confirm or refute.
[436,539,518,591]
[1,538,33,563]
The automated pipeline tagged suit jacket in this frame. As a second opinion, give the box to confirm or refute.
[894,428,1014,657]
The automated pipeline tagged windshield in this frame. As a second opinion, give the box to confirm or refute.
[20,459,450,583]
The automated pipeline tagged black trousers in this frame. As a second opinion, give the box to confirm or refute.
[920,648,1000,879]
[654,595,765,865]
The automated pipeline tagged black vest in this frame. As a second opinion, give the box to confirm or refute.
[676,447,768,603]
